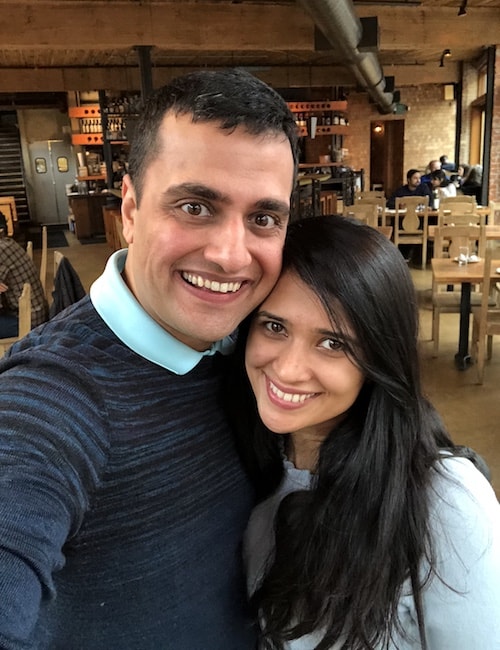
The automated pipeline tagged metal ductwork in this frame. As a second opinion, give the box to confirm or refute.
[297,0,396,114]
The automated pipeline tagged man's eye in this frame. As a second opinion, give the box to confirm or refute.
[253,213,281,229]
[180,202,211,217]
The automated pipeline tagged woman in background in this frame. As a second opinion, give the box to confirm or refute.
[229,216,500,649]
[429,169,456,205]
[461,164,483,203]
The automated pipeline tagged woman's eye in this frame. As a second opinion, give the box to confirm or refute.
[180,202,211,217]
[264,321,284,334]
[320,338,344,352]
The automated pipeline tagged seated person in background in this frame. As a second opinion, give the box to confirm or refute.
[450,163,469,189]
[420,159,441,183]
[439,154,456,172]
[230,215,500,650]
[387,168,432,209]
[0,230,48,337]
[461,164,483,203]
[429,169,457,207]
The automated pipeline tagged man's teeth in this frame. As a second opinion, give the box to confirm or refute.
[182,273,242,293]
[269,381,315,404]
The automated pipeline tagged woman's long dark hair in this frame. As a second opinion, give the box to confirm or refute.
[226,216,458,650]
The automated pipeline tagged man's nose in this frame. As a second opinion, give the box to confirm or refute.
[204,219,253,272]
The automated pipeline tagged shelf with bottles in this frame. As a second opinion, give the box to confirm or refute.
[101,92,141,143]
[287,101,349,137]
[69,105,103,145]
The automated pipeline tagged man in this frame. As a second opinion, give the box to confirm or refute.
[420,159,441,184]
[0,69,298,648]
[0,229,48,337]
[387,168,433,209]
[440,155,456,173]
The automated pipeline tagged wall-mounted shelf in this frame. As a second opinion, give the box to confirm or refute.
[287,100,349,137]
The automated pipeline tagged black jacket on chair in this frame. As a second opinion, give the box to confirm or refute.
[49,257,86,318]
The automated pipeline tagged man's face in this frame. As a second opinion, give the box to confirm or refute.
[429,161,441,172]
[408,172,421,190]
[121,113,295,351]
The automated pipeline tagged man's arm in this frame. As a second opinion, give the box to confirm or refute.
[0,352,109,647]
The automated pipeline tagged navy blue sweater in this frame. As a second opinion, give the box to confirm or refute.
[0,297,256,649]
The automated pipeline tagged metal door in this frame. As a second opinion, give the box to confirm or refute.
[29,140,77,224]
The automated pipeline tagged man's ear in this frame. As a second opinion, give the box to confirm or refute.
[121,174,137,244]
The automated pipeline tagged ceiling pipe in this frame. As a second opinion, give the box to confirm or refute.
[297,0,396,114]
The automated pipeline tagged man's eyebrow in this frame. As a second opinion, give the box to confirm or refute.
[163,183,289,215]
[163,183,228,202]
[254,198,290,216]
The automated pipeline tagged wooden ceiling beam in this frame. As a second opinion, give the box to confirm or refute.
[355,6,500,51]
[0,2,311,50]
[0,62,459,93]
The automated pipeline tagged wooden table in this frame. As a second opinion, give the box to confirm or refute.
[431,257,500,369]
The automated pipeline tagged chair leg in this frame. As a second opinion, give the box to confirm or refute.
[432,309,440,357]
[421,242,427,270]
[476,334,486,385]
[487,335,493,360]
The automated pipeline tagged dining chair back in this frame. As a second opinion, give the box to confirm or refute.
[355,190,385,201]
[0,283,31,357]
[433,224,486,260]
[343,202,378,227]
[437,212,486,228]
[374,225,393,239]
[0,196,17,237]
[438,196,477,219]
[471,247,500,384]
[394,197,429,269]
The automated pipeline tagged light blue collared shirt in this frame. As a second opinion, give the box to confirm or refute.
[90,250,236,375]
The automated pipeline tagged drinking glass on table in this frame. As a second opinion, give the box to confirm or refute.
[458,246,469,266]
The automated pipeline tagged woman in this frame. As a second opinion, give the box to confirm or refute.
[461,164,483,203]
[429,169,456,205]
[228,216,500,649]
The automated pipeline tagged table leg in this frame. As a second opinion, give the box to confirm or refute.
[454,281,472,370]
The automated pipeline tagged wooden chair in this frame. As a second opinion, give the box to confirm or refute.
[319,190,337,216]
[374,225,393,239]
[431,224,494,357]
[26,240,33,260]
[0,196,16,236]
[0,283,31,357]
[355,190,385,201]
[355,194,385,221]
[437,211,486,228]
[394,197,429,269]
[438,196,477,219]
[471,247,500,384]
[343,202,378,227]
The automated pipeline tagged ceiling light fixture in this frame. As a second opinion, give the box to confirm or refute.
[439,49,452,67]
[458,0,467,16]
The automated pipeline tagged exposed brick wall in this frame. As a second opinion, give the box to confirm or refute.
[344,85,456,188]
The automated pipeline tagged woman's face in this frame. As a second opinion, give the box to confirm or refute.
[245,272,365,441]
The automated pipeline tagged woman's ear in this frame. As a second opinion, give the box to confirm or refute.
[120,174,137,245]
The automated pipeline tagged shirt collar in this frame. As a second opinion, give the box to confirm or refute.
[90,249,236,375]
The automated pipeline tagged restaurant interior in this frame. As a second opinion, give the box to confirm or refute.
[1,0,500,497]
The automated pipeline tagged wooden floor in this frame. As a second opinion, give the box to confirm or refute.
[37,231,500,499]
